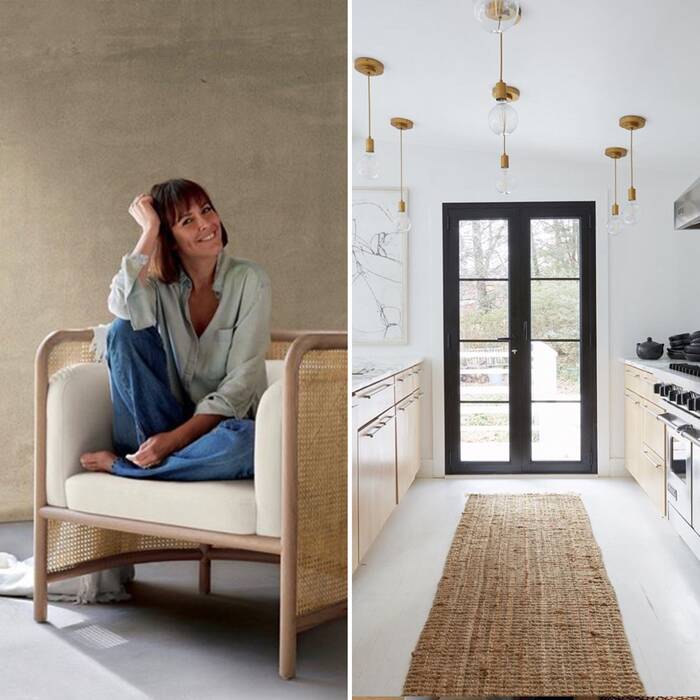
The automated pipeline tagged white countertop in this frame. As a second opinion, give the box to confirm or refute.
[352,358,423,393]
[621,356,700,391]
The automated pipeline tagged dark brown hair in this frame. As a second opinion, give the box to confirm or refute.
[148,178,229,283]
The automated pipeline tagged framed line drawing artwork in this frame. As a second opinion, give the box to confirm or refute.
[352,187,408,344]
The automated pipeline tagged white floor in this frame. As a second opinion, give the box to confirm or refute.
[0,522,346,699]
[352,476,700,697]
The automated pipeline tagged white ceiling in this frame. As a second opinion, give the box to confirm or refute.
[352,0,700,169]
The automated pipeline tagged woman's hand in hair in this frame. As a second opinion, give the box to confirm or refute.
[125,431,179,468]
[129,193,160,234]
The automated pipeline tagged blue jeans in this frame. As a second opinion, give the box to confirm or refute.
[105,318,254,480]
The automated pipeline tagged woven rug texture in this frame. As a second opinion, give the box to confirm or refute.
[403,493,645,697]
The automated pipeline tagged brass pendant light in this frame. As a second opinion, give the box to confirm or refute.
[354,57,384,180]
[479,6,522,194]
[604,146,628,236]
[619,115,646,225]
[391,117,413,232]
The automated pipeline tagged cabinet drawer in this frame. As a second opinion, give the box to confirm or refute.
[640,443,666,515]
[355,377,395,428]
[395,364,421,403]
[358,407,397,562]
[396,389,422,502]
[624,364,658,405]
[641,398,665,461]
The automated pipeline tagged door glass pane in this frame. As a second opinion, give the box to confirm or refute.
[459,219,508,278]
[531,341,580,401]
[460,281,508,339]
[461,342,509,401]
[531,280,579,339]
[461,403,509,462]
[532,402,581,461]
[530,218,580,278]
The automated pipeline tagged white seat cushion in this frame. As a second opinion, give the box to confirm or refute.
[64,472,257,535]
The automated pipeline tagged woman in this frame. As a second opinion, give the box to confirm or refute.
[79,179,271,480]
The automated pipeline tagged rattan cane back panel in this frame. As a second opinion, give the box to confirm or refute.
[267,340,292,360]
[47,519,195,574]
[47,339,95,377]
[295,348,347,616]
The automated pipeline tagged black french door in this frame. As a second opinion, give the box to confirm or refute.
[443,201,597,474]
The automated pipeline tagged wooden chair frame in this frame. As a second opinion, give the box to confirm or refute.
[33,328,347,679]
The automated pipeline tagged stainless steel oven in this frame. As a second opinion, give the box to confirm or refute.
[660,412,698,526]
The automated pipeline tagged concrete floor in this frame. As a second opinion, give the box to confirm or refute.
[0,522,346,699]
[352,476,700,697]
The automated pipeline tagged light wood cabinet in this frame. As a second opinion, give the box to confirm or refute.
[624,390,642,483]
[624,362,665,515]
[357,407,397,563]
[354,361,423,566]
[396,390,421,502]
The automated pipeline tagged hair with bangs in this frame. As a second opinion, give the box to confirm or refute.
[147,178,229,283]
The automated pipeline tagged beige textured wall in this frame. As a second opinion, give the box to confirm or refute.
[0,1,347,521]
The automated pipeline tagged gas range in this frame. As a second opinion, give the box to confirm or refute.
[654,363,700,422]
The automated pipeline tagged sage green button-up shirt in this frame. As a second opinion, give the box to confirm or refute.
[107,250,271,419]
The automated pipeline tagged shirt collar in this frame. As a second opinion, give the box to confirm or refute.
[179,250,227,298]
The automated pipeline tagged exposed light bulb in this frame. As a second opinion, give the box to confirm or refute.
[607,214,623,236]
[473,0,521,32]
[358,151,379,179]
[622,200,640,225]
[395,210,412,233]
[495,168,516,195]
[488,101,518,135]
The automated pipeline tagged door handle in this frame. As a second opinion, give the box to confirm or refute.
[511,348,518,355]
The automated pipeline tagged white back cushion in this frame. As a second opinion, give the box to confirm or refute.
[265,359,284,385]
[46,363,113,507]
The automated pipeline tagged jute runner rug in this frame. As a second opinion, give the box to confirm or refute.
[403,493,644,697]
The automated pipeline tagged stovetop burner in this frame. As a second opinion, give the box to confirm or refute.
[669,363,700,377]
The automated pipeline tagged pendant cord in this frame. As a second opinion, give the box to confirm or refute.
[614,158,618,207]
[502,131,506,157]
[400,128,404,200]
[630,129,634,190]
[499,31,503,82]
[367,74,372,139]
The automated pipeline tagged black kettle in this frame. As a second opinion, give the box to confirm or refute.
[636,337,664,360]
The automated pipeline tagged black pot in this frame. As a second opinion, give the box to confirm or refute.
[637,337,664,360]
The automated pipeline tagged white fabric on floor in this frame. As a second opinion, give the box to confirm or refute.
[0,552,134,603]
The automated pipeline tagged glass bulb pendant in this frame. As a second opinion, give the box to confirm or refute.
[358,150,379,179]
[488,101,518,135]
[395,210,412,233]
[622,201,639,225]
[495,167,516,195]
[474,0,521,32]
[607,214,623,236]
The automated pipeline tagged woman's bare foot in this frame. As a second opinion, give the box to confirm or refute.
[80,451,117,473]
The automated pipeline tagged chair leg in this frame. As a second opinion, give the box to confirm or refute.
[279,615,296,680]
[198,544,211,594]
[33,515,48,622]
[279,555,296,679]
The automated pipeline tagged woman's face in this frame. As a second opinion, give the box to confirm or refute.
[170,197,223,260]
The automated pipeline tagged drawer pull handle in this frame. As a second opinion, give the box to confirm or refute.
[358,383,391,399]
[363,414,394,437]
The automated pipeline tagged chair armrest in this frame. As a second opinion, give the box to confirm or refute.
[45,363,113,507]
[279,332,347,617]
[254,379,283,537]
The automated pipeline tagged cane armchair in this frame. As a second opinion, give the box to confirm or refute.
[33,328,347,679]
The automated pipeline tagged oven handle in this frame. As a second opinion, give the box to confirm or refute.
[657,412,692,433]
[682,428,700,448]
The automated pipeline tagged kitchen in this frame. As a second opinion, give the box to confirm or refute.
[351,0,700,696]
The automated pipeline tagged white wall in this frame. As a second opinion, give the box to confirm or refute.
[353,137,700,477]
